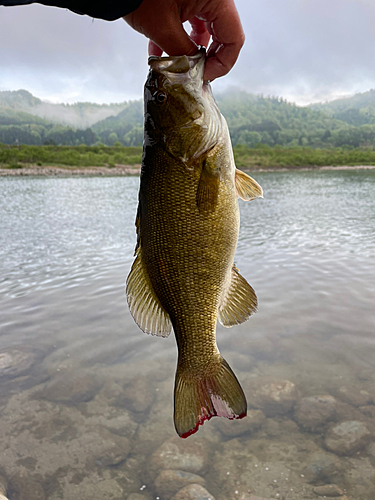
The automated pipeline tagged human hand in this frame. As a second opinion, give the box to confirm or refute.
[123,0,245,81]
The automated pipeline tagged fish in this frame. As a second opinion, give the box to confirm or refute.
[126,48,263,438]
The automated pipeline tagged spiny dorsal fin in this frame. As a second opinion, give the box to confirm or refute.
[126,248,171,337]
[218,265,258,327]
[235,169,263,201]
[196,157,220,213]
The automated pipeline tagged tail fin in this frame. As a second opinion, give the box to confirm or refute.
[174,356,247,438]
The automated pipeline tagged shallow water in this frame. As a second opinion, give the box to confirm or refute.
[0,171,374,500]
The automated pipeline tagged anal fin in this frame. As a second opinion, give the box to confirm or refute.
[126,248,171,337]
[218,266,258,327]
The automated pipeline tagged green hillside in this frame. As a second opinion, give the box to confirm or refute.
[310,88,375,126]
[2,88,375,149]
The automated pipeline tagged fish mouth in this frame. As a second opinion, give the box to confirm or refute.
[148,47,206,82]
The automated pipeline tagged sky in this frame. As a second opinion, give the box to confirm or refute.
[1,0,375,105]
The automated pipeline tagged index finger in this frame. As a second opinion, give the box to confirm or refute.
[203,0,245,81]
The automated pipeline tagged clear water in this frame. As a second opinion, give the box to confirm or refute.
[0,171,374,500]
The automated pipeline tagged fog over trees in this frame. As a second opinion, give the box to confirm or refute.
[3,88,375,149]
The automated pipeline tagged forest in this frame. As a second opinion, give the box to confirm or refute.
[2,88,375,150]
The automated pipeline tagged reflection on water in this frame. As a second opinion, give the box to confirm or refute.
[0,171,374,500]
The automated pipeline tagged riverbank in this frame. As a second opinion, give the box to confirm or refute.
[1,163,375,176]
[0,164,142,176]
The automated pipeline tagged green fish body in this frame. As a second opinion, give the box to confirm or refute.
[126,49,263,438]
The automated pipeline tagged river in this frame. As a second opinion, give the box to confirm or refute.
[0,170,374,500]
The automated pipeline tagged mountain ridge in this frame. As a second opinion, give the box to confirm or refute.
[2,88,375,148]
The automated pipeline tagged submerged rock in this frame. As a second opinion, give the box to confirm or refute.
[359,405,375,418]
[0,347,44,380]
[127,493,150,500]
[127,494,151,500]
[312,484,344,497]
[246,378,298,416]
[92,428,131,467]
[154,470,205,499]
[171,484,215,500]
[324,420,371,456]
[8,471,46,500]
[344,456,375,499]
[303,451,344,484]
[122,376,155,413]
[337,385,373,407]
[149,437,209,479]
[295,395,337,431]
[41,374,101,403]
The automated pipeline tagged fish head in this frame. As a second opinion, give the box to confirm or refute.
[144,49,223,164]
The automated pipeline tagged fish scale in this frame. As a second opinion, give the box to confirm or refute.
[126,49,263,437]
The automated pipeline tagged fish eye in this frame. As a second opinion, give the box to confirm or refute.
[153,91,167,105]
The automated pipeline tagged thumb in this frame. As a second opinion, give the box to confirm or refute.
[149,18,198,57]
[124,0,198,57]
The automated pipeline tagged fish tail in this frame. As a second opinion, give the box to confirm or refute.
[174,356,247,438]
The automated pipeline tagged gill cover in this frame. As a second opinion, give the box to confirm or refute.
[144,49,223,163]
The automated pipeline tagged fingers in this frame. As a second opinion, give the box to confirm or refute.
[124,0,198,57]
[124,0,245,80]
[189,17,211,49]
[148,40,163,57]
[203,0,245,81]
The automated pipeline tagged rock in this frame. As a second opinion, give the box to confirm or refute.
[325,420,371,456]
[127,494,150,500]
[312,484,344,496]
[41,374,101,403]
[344,456,375,499]
[0,347,44,379]
[295,395,337,430]
[92,429,131,467]
[123,376,155,413]
[215,410,265,437]
[171,484,215,500]
[337,385,372,407]
[303,451,344,484]
[359,405,375,418]
[154,470,205,499]
[213,438,312,500]
[149,437,209,479]
[83,396,138,438]
[235,337,275,361]
[246,378,298,416]
[8,471,46,500]
[367,441,375,457]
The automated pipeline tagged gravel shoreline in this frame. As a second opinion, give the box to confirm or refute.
[0,164,142,177]
[1,164,374,176]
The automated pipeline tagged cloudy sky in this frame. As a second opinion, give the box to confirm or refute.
[1,0,375,105]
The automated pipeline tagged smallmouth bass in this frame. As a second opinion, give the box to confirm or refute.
[126,49,263,438]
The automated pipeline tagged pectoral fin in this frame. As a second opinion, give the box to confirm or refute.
[235,169,263,201]
[218,266,258,327]
[126,248,171,337]
[196,157,220,213]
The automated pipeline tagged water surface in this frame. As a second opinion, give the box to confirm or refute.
[0,170,374,500]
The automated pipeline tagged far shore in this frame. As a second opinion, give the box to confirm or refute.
[1,164,375,177]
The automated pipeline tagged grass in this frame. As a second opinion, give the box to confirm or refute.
[0,144,143,168]
[1,143,375,170]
